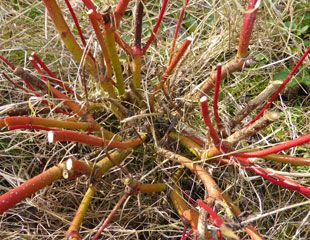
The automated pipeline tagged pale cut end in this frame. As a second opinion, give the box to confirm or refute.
[272,80,282,85]
[220,225,240,240]
[87,9,94,15]
[47,131,54,143]
[200,96,207,103]
[28,56,34,61]
[31,52,36,56]
[217,63,222,67]
[248,157,259,163]
[264,111,280,121]
[254,0,261,10]
[66,158,73,171]
[137,132,147,141]
[186,36,194,42]
[29,96,39,102]
[63,158,73,179]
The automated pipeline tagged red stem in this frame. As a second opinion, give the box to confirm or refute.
[157,37,192,94]
[235,157,310,198]
[64,0,87,47]
[178,132,310,198]
[84,2,134,56]
[219,156,310,198]
[114,32,134,56]
[237,0,259,58]
[92,193,129,239]
[48,130,144,149]
[29,58,74,114]
[200,96,221,146]
[180,225,189,240]
[0,159,92,214]
[0,55,15,70]
[66,0,96,63]
[234,134,310,158]
[0,165,63,214]
[196,199,222,227]
[29,57,48,82]
[213,63,223,132]
[143,0,169,53]
[85,4,134,57]
[162,37,192,84]
[114,0,131,29]
[169,0,189,64]
[31,53,57,80]
[31,53,77,96]
[2,72,30,94]
[82,0,96,10]
[4,116,105,135]
[248,47,310,126]
[8,124,55,131]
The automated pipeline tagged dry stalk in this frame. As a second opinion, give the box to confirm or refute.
[230,81,282,129]
[224,111,279,147]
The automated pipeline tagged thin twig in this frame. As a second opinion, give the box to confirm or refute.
[241,200,310,226]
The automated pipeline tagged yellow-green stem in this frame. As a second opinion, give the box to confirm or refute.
[89,14,113,79]
[94,150,131,179]
[104,27,125,95]
[169,132,203,157]
[66,185,96,239]
[43,0,97,78]
[138,183,166,193]
[131,55,142,89]
[66,150,130,238]
[4,116,116,140]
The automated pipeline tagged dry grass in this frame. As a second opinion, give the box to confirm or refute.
[0,0,309,239]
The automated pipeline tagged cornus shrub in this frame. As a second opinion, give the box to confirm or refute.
[0,0,309,239]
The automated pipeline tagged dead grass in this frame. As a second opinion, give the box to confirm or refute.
[0,0,309,239]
